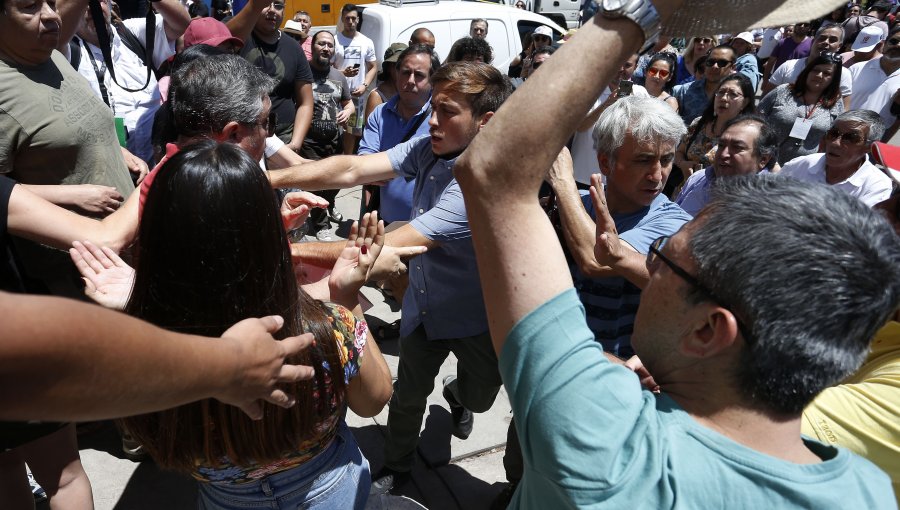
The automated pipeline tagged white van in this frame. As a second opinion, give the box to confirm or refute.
[357,0,565,74]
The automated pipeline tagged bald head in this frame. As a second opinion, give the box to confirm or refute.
[410,27,436,47]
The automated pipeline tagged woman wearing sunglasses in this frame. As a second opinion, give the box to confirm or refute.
[675,35,717,85]
[643,52,679,112]
[758,53,844,165]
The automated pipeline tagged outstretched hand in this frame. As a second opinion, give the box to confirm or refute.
[218,315,316,420]
[329,211,385,307]
[70,240,135,310]
[589,173,626,268]
[281,191,329,233]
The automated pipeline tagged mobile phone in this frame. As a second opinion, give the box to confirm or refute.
[352,63,361,69]
[617,80,633,97]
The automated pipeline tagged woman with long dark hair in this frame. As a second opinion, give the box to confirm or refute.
[642,52,679,112]
[119,140,392,508]
[673,74,756,178]
[758,52,845,165]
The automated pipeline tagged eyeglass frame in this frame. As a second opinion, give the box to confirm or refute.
[646,67,671,79]
[825,126,866,145]
[647,236,755,344]
[247,111,277,137]
[714,89,744,100]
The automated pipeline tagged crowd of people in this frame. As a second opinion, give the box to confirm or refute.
[1,0,899,508]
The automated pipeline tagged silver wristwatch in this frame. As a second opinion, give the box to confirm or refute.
[600,0,661,54]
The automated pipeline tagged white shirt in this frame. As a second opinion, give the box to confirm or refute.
[780,153,892,207]
[71,15,175,130]
[333,31,376,91]
[571,85,649,185]
[849,57,900,127]
[769,57,853,97]
[757,27,783,60]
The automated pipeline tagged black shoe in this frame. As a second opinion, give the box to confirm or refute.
[370,467,411,495]
[442,375,474,440]
[490,481,519,510]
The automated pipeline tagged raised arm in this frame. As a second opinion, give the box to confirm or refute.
[267,151,396,190]
[155,0,191,42]
[226,0,268,42]
[453,13,659,354]
[0,292,314,422]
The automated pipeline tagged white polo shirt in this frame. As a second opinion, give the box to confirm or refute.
[849,57,900,127]
[780,153,892,207]
[769,57,853,97]
[572,85,649,185]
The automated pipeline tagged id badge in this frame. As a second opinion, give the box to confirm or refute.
[788,118,813,141]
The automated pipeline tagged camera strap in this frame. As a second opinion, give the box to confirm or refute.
[87,0,155,93]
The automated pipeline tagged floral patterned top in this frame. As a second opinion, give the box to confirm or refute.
[682,117,718,167]
[192,304,368,484]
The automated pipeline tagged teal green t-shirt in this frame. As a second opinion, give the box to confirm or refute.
[500,289,896,509]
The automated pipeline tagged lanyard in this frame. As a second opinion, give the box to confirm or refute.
[803,100,820,120]
[81,38,113,110]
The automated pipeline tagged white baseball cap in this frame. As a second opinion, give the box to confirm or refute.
[733,32,754,44]
[852,25,886,52]
[533,25,553,39]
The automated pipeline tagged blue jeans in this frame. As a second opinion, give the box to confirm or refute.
[197,422,370,509]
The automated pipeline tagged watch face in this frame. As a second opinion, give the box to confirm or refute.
[603,0,627,11]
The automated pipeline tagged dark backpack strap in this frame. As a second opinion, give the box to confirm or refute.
[67,38,82,70]
[400,105,431,144]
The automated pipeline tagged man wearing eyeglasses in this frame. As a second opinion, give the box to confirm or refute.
[227,0,315,155]
[672,44,736,124]
[780,110,893,206]
[765,25,852,109]
[848,25,900,139]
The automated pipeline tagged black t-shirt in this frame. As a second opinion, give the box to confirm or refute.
[303,65,351,158]
[241,31,313,129]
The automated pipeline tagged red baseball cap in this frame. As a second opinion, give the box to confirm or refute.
[183,17,244,50]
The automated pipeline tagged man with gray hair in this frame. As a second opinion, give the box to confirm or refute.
[547,95,692,358]
[780,110,892,207]
[676,114,778,216]
[765,24,853,108]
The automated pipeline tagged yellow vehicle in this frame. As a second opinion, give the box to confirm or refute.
[282,0,342,26]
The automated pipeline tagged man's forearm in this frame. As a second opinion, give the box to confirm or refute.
[552,177,614,277]
[290,102,313,149]
[269,156,357,190]
[156,0,191,41]
[0,292,242,421]
[291,240,346,269]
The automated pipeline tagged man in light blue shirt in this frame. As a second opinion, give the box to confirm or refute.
[454,9,900,510]
[268,61,515,496]
[676,115,778,216]
[358,44,437,223]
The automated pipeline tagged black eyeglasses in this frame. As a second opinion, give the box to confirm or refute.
[647,236,755,343]
[888,37,900,46]
[250,111,276,137]
[694,37,713,44]
[705,58,734,68]
[825,127,865,145]
[819,51,843,64]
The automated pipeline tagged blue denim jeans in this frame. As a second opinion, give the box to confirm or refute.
[197,422,370,509]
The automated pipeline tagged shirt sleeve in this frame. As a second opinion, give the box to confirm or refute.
[769,61,789,86]
[339,73,352,102]
[386,135,430,180]
[123,14,175,69]
[359,104,385,155]
[365,39,377,62]
[501,289,645,488]
[294,47,314,84]
[619,201,692,253]
[326,304,368,383]
[409,180,471,242]
[839,70,852,96]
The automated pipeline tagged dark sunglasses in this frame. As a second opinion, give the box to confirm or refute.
[705,58,733,68]
[694,37,713,44]
[647,236,755,344]
[888,37,900,46]
[825,128,865,145]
